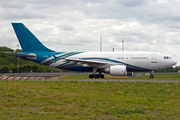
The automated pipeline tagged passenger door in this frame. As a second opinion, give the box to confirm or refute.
[151,54,157,63]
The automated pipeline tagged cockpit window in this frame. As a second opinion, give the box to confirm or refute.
[164,56,172,59]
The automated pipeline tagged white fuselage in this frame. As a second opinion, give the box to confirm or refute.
[41,51,176,72]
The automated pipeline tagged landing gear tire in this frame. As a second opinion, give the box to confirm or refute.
[94,74,99,79]
[89,74,93,79]
[100,74,104,79]
[150,75,154,79]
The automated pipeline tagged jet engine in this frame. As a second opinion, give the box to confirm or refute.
[104,65,133,76]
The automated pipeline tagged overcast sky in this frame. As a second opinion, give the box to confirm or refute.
[0,0,179,66]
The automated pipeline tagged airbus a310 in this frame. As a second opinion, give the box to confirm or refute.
[6,23,177,79]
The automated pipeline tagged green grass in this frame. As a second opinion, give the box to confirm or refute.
[0,81,180,119]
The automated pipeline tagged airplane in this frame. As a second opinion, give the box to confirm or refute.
[6,23,177,79]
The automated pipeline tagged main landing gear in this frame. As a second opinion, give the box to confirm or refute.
[89,74,104,79]
[150,71,154,79]
[89,67,104,79]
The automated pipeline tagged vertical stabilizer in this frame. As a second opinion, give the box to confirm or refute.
[12,23,54,52]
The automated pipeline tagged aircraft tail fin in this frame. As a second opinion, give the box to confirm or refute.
[12,23,54,52]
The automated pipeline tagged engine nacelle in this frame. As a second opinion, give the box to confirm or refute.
[104,65,127,76]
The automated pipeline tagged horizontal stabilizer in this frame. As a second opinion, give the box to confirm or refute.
[5,52,36,59]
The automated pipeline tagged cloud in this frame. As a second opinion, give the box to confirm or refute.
[118,0,147,7]
[0,0,179,65]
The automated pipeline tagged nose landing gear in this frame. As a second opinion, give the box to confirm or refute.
[150,75,154,79]
[150,71,154,79]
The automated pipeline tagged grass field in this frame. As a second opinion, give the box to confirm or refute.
[0,74,180,119]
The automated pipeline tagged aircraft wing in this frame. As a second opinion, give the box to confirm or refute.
[61,57,108,65]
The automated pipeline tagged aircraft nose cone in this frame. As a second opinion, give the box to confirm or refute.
[172,59,177,66]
